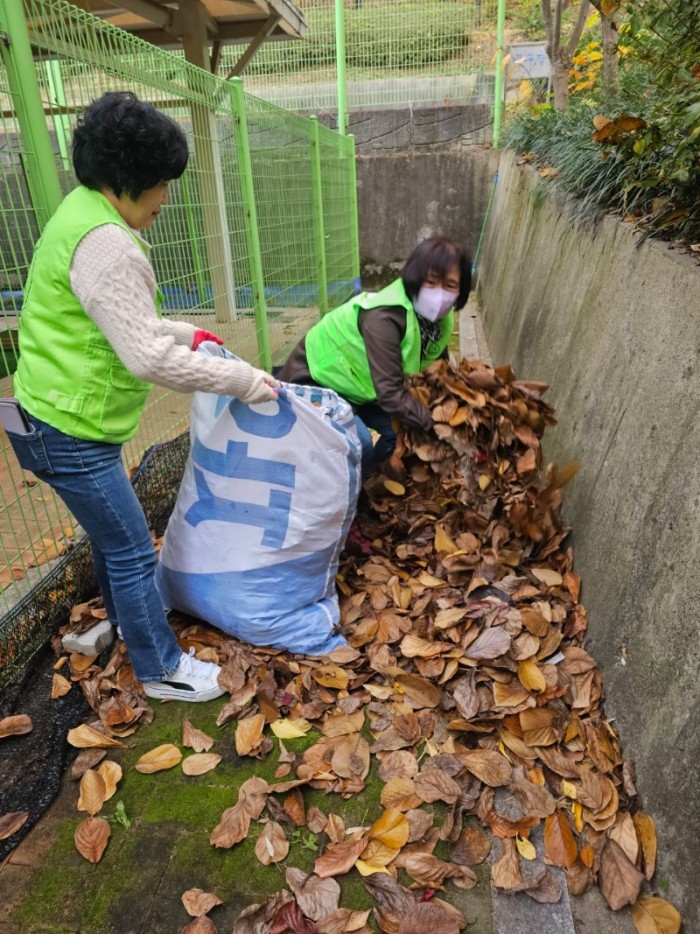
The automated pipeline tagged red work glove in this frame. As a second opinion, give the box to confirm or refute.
[192,329,224,350]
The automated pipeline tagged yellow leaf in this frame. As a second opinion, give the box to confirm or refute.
[51,674,72,699]
[561,780,578,800]
[383,480,405,496]
[573,801,584,833]
[135,743,183,774]
[434,525,458,555]
[517,658,546,693]
[516,835,536,860]
[368,808,409,849]
[631,895,681,934]
[354,859,391,877]
[478,474,491,490]
[270,718,312,739]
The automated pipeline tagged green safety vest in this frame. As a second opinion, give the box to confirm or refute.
[304,278,453,405]
[14,186,159,443]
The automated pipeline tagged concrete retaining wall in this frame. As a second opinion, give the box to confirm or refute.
[348,104,499,274]
[479,149,700,927]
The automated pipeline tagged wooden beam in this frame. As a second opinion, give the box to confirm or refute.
[224,13,280,78]
[99,0,178,33]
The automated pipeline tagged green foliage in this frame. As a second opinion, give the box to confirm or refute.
[506,0,700,243]
[107,801,132,830]
[245,3,470,77]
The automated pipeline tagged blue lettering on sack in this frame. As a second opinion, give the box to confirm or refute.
[185,466,292,548]
[228,392,297,439]
[192,438,295,487]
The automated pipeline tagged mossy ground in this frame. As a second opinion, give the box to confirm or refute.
[8,695,493,933]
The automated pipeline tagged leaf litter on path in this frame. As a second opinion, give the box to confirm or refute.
[51,357,679,931]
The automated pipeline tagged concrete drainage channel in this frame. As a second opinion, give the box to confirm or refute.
[459,302,635,934]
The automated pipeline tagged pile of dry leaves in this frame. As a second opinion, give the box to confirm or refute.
[0,358,682,934]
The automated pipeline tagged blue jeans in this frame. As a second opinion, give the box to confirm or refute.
[353,402,397,476]
[7,414,181,681]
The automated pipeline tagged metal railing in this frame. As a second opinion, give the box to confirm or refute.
[0,0,359,616]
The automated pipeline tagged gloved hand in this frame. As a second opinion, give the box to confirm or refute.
[192,329,224,350]
[240,367,280,405]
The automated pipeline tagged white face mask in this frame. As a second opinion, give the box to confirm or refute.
[413,286,458,322]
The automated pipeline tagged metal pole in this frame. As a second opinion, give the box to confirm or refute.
[347,133,360,293]
[309,117,329,318]
[492,0,507,148]
[229,78,272,371]
[0,0,63,228]
[334,0,348,134]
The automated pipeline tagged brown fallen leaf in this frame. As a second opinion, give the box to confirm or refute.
[599,838,644,910]
[491,838,523,890]
[210,777,268,849]
[182,717,214,752]
[254,820,289,865]
[97,761,122,801]
[235,713,266,757]
[182,754,222,777]
[181,887,223,917]
[67,724,126,749]
[286,867,341,920]
[135,744,183,774]
[450,825,491,865]
[181,918,217,934]
[0,811,29,840]
[459,750,512,787]
[414,767,461,805]
[0,714,33,739]
[403,853,477,890]
[71,749,107,780]
[315,832,368,878]
[544,809,578,868]
[631,894,681,934]
[632,811,657,880]
[74,816,111,863]
[77,769,106,816]
[397,902,461,934]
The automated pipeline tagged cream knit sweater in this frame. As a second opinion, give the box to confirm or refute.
[69,224,276,404]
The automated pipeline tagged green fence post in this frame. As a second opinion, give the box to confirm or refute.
[179,170,208,309]
[347,134,360,289]
[334,0,348,134]
[309,117,329,318]
[229,77,272,371]
[492,0,507,148]
[0,0,63,228]
[44,60,71,171]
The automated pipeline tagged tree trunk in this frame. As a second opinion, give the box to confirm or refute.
[601,15,619,95]
[552,59,570,110]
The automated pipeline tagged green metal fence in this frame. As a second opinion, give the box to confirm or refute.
[220,0,500,115]
[0,0,358,616]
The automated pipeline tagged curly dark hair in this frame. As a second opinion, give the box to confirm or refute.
[401,235,472,310]
[72,91,189,199]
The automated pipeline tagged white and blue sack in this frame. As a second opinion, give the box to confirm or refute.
[156,346,363,655]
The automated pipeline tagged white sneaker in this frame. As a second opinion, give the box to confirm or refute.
[141,649,223,703]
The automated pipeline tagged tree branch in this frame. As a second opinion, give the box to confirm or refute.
[566,0,593,59]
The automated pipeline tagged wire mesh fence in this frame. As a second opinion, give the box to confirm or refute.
[0,0,358,626]
[220,0,500,115]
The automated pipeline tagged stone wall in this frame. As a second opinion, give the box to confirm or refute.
[479,149,700,927]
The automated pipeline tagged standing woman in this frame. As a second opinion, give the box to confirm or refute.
[8,92,277,702]
[278,235,471,473]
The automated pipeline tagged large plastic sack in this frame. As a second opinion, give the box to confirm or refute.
[156,347,363,655]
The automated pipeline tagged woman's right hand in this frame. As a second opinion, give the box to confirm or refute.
[239,367,280,404]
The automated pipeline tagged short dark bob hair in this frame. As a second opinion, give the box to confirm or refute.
[72,91,189,200]
[401,235,472,310]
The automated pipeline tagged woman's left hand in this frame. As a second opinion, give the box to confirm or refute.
[192,329,224,350]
